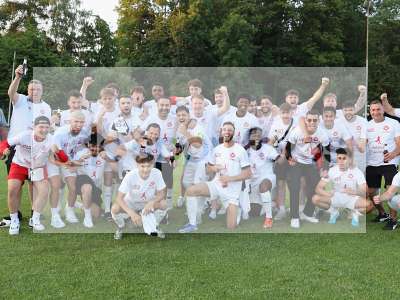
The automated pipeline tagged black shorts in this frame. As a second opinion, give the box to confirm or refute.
[76,175,102,206]
[155,161,173,189]
[5,145,16,174]
[274,159,289,180]
[366,165,397,188]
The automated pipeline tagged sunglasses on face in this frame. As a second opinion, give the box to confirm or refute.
[306,118,318,123]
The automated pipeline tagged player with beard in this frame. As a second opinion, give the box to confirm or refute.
[284,78,329,125]
[341,101,367,171]
[257,95,279,139]
[178,122,251,232]
[143,84,165,116]
[246,127,280,228]
[366,100,400,230]
[286,109,330,228]
[312,148,373,227]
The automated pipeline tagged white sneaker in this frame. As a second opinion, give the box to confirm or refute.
[242,210,249,220]
[65,208,79,223]
[209,209,217,220]
[9,221,20,235]
[176,196,184,208]
[51,214,66,228]
[300,211,319,223]
[74,201,83,209]
[217,207,226,215]
[32,221,45,231]
[290,218,300,229]
[83,216,94,228]
[274,209,286,220]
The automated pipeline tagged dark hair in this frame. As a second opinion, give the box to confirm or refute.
[147,123,161,131]
[306,109,320,117]
[130,86,145,95]
[222,121,235,131]
[322,106,336,115]
[236,94,252,102]
[105,83,120,94]
[119,95,132,101]
[68,90,82,99]
[259,95,273,103]
[279,103,293,112]
[87,134,105,148]
[248,127,262,137]
[370,99,382,106]
[341,101,355,109]
[188,79,203,88]
[34,116,50,126]
[135,153,155,164]
[285,89,299,97]
[336,148,348,156]
[176,105,189,114]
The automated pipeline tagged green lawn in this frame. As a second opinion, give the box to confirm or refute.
[0,162,399,299]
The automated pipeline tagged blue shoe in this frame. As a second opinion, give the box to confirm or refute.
[328,211,339,224]
[351,217,359,227]
[178,223,198,233]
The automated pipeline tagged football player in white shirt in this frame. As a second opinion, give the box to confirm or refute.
[320,107,353,165]
[257,95,278,139]
[7,66,51,173]
[286,109,330,228]
[179,122,252,232]
[47,111,89,228]
[341,100,367,171]
[312,148,373,227]
[246,127,280,228]
[74,134,107,228]
[248,99,258,115]
[268,103,295,220]
[60,90,93,132]
[111,153,167,239]
[212,88,237,146]
[130,86,146,115]
[176,79,212,109]
[143,84,164,116]
[373,171,400,230]
[366,100,400,229]
[322,85,367,119]
[284,77,329,124]
[0,116,52,234]
[222,95,258,146]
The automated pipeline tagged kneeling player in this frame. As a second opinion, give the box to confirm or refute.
[179,122,252,233]
[312,148,373,227]
[372,172,400,230]
[246,127,280,228]
[111,153,167,239]
[0,116,52,235]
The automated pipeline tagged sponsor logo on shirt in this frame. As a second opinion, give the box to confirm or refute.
[383,125,390,132]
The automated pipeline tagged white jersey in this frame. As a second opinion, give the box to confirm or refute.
[268,117,294,153]
[60,109,93,132]
[222,112,258,146]
[8,94,51,139]
[214,105,236,140]
[247,144,279,182]
[8,130,51,169]
[321,121,352,163]
[366,117,400,166]
[287,126,330,164]
[344,116,367,165]
[190,109,218,141]
[119,168,166,210]
[124,139,171,170]
[52,125,89,160]
[94,108,121,136]
[324,165,366,193]
[292,102,309,125]
[257,114,275,138]
[209,143,250,195]
[390,172,400,187]
[75,149,106,188]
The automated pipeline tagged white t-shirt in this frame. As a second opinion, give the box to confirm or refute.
[124,139,171,168]
[60,109,93,132]
[208,143,250,195]
[94,108,121,135]
[190,108,218,141]
[8,130,51,169]
[321,121,352,163]
[292,102,309,125]
[247,144,279,182]
[287,126,330,164]
[390,172,400,187]
[8,94,51,139]
[75,149,106,188]
[257,114,275,138]
[222,112,258,146]
[324,165,366,193]
[268,117,294,153]
[214,105,237,139]
[119,168,166,210]
[52,125,89,160]
[344,116,367,159]
[366,117,400,166]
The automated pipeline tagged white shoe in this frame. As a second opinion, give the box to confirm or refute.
[209,209,217,220]
[300,211,319,223]
[51,214,66,228]
[290,218,300,229]
[65,208,79,223]
[217,207,226,215]
[9,221,20,235]
[32,221,45,231]
[274,209,286,220]
[242,210,249,220]
[176,196,184,208]
[83,216,94,228]
[74,201,83,209]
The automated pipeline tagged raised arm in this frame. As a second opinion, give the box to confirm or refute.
[353,85,367,114]
[8,65,24,105]
[217,86,231,116]
[305,77,330,111]
[381,93,395,116]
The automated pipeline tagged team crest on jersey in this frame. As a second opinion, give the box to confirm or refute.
[333,131,338,137]
[149,181,155,187]
[167,122,173,127]
[313,137,319,142]
[348,173,353,179]
[259,153,265,159]
[96,160,102,166]
[230,152,236,159]
[383,125,390,132]
[356,125,361,131]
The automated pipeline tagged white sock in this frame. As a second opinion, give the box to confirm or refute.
[166,188,173,209]
[10,213,18,223]
[112,213,125,228]
[32,211,41,223]
[186,196,198,226]
[57,187,65,212]
[279,205,285,212]
[103,186,113,213]
[84,208,92,219]
[261,191,272,218]
[51,207,59,216]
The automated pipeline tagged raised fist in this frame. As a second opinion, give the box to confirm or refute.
[83,77,94,87]
[15,65,24,78]
[321,77,330,86]
[358,85,367,93]
[380,93,388,102]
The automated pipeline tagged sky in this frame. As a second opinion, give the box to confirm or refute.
[80,0,119,32]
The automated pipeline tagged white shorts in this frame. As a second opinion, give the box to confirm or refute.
[47,161,76,178]
[104,161,117,173]
[249,175,276,204]
[206,179,240,208]
[388,195,400,211]
[331,192,358,210]
[182,161,198,188]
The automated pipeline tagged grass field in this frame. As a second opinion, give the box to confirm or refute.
[1,162,400,299]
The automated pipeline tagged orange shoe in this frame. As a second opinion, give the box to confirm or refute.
[263,218,273,229]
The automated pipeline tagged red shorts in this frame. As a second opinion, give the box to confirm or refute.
[8,163,29,182]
